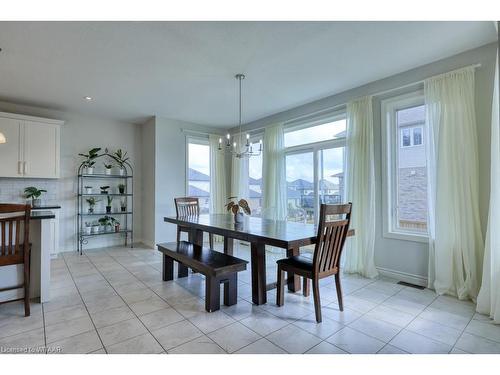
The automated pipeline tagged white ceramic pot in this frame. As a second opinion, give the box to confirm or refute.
[32,198,41,208]
[91,225,99,234]
[105,168,112,175]
[85,187,93,194]
[118,168,125,176]
[86,167,94,175]
[85,226,92,235]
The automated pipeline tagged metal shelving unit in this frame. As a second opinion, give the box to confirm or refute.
[77,153,133,255]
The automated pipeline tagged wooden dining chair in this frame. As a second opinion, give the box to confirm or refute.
[276,203,352,323]
[0,203,32,316]
[174,197,214,249]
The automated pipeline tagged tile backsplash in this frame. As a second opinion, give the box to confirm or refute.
[0,178,60,206]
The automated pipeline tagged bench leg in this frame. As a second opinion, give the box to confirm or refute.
[223,274,237,306]
[162,255,174,281]
[178,263,189,279]
[205,276,221,312]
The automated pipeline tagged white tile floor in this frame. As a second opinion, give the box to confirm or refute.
[1,242,500,354]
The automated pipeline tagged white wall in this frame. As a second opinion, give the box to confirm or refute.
[232,42,497,283]
[0,100,143,252]
[140,116,223,247]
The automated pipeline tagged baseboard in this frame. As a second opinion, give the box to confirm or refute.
[376,266,428,287]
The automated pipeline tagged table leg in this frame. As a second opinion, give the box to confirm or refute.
[287,247,301,292]
[188,228,204,246]
[223,237,234,255]
[162,255,173,281]
[250,242,267,305]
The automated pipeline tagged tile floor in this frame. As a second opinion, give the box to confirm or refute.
[1,242,500,354]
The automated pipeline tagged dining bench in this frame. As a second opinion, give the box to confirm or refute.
[157,241,248,312]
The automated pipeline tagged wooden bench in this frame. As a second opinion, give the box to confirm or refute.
[157,241,248,312]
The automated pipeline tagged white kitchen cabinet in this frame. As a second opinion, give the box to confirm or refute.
[0,112,63,178]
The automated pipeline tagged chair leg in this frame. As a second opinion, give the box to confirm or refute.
[303,277,310,297]
[24,262,30,317]
[312,278,321,323]
[276,266,285,306]
[223,273,237,306]
[176,227,181,243]
[334,273,344,311]
[209,233,214,249]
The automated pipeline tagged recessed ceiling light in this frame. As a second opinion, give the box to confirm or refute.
[84,96,93,101]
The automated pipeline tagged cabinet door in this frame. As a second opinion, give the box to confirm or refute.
[23,121,60,178]
[0,117,23,177]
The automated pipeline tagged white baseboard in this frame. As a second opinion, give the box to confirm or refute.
[376,266,428,287]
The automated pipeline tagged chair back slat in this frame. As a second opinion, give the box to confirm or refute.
[0,204,31,265]
[174,197,200,217]
[313,203,352,276]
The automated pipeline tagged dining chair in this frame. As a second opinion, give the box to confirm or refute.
[174,197,214,249]
[276,202,352,323]
[0,203,32,316]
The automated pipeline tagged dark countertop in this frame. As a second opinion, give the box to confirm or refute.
[31,211,56,220]
[31,205,61,210]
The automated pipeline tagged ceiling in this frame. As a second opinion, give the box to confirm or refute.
[0,21,496,127]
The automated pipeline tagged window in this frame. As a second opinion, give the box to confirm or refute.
[187,138,210,214]
[285,113,346,224]
[248,144,263,217]
[382,92,428,241]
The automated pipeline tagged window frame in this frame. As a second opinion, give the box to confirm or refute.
[381,90,428,243]
[185,135,211,209]
[284,110,347,225]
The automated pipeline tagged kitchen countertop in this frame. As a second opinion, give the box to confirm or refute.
[31,211,56,220]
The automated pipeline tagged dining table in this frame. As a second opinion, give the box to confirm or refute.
[164,213,354,306]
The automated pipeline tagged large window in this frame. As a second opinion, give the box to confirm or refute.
[382,92,428,241]
[248,147,263,217]
[285,114,346,224]
[187,138,210,214]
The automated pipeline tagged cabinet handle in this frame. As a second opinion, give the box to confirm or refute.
[23,161,28,175]
[18,161,23,175]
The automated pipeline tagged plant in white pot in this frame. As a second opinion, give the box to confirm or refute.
[225,197,251,223]
[85,222,92,235]
[24,186,47,207]
[103,162,113,175]
[113,149,130,176]
[91,221,100,234]
[86,197,100,213]
[84,186,93,194]
[79,147,101,174]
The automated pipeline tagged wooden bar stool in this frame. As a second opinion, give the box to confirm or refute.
[174,197,214,249]
[276,203,352,323]
[0,203,32,316]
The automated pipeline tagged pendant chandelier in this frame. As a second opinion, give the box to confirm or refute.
[218,74,262,159]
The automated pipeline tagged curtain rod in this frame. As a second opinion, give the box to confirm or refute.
[243,62,482,135]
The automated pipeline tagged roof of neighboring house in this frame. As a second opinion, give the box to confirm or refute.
[398,105,425,126]
[319,179,336,190]
[249,176,262,185]
[287,187,301,199]
[288,178,313,190]
[334,129,346,138]
[188,168,210,181]
[331,172,344,177]
[188,185,209,197]
[249,189,261,198]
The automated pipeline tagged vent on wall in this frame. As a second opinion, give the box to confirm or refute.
[397,280,425,290]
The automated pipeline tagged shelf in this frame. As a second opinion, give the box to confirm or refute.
[79,193,133,197]
[78,174,133,178]
[78,212,132,216]
[80,229,132,237]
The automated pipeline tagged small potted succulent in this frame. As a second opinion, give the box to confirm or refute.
[84,222,92,235]
[113,149,130,176]
[84,186,93,194]
[114,218,121,232]
[225,197,251,223]
[100,186,110,194]
[24,186,47,207]
[106,196,113,213]
[86,197,100,213]
[120,198,127,212]
[91,221,100,234]
[103,162,113,175]
[79,147,101,174]
[118,183,126,194]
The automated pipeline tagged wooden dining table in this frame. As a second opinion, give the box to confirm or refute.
[164,214,354,305]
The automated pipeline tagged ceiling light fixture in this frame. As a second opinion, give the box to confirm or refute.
[218,74,262,159]
[0,132,6,144]
[84,96,93,101]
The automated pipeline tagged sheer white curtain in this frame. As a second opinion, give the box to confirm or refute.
[343,96,378,278]
[425,67,484,301]
[262,123,287,221]
[209,134,227,214]
[477,23,500,321]
[231,156,249,200]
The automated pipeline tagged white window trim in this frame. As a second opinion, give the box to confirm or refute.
[185,135,210,197]
[381,90,428,243]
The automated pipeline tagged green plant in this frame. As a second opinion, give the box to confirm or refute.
[113,149,130,169]
[106,196,113,206]
[103,162,113,169]
[100,186,110,194]
[118,183,126,194]
[98,216,119,227]
[24,186,47,200]
[225,197,251,215]
[86,197,100,207]
[85,222,92,227]
[79,148,101,168]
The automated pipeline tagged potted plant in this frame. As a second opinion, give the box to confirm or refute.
[113,149,130,176]
[24,186,47,207]
[85,222,92,235]
[120,198,127,212]
[103,162,113,175]
[113,218,121,232]
[225,197,251,223]
[79,148,101,174]
[91,221,100,234]
[118,183,126,194]
[86,197,100,213]
[84,186,93,194]
[100,186,110,194]
[106,196,113,213]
